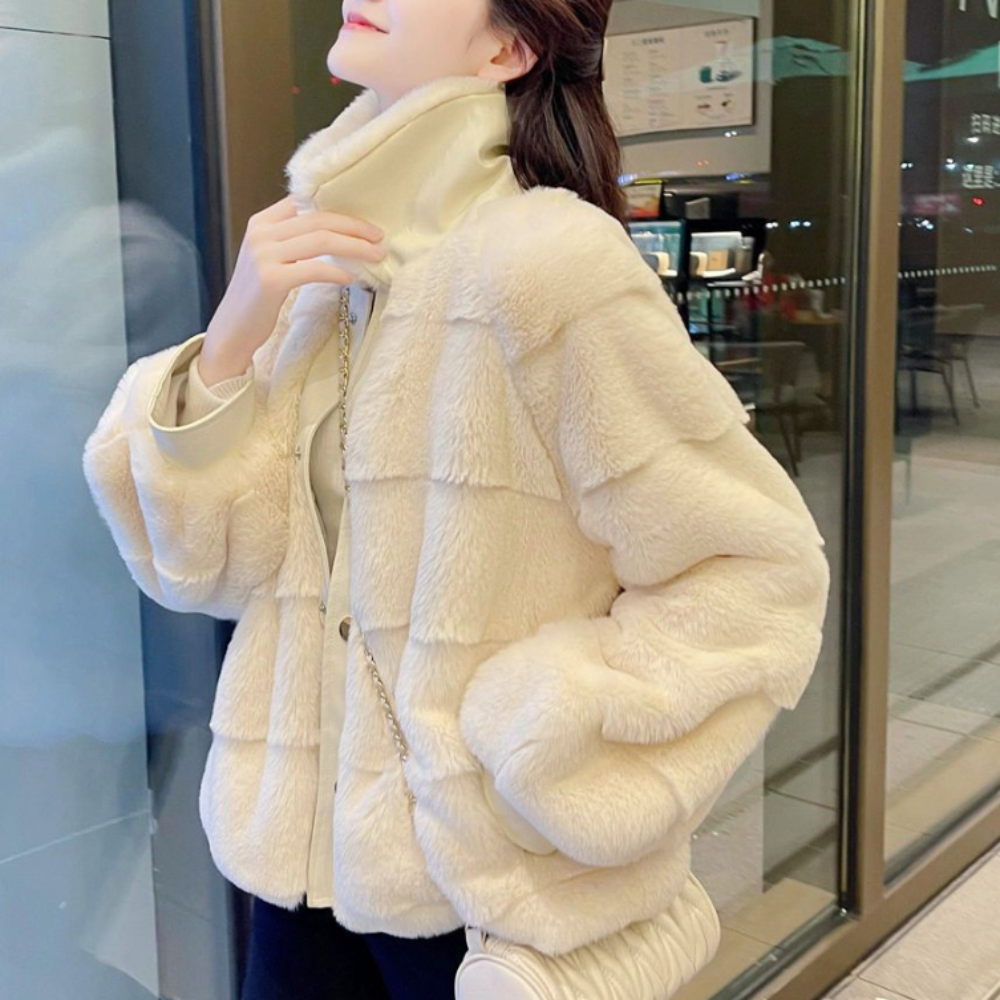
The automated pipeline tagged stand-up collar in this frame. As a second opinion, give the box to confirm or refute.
[284,74,518,291]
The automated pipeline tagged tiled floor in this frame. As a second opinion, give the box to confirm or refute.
[821,840,1000,1000]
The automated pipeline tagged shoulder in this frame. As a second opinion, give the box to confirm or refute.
[466,187,752,437]
[473,186,645,297]
[473,184,623,245]
[468,186,679,361]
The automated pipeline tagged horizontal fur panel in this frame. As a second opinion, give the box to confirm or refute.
[198,734,320,908]
[208,596,283,740]
[346,477,616,645]
[408,763,704,955]
[332,763,463,930]
[344,305,563,499]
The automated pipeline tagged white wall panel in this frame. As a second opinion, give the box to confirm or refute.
[0,0,108,36]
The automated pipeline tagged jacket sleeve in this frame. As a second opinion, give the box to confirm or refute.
[175,350,255,426]
[81,287,300,620]
[150,340,257,466]
[458,198,831,869]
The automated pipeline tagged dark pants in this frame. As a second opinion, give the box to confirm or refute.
[240,896,470,1000]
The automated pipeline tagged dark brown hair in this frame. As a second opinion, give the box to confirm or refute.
[489,0,629,232]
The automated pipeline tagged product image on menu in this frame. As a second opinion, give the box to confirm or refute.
[698,40,741,83]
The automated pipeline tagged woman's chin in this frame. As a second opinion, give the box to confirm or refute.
[326,51,360,82]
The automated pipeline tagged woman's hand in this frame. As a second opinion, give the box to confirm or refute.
[198,194,387,385]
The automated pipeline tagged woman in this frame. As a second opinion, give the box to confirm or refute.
[82,0,831,996]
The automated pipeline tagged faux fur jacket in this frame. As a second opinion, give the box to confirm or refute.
[81,74,831,958]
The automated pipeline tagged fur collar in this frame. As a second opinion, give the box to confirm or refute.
[283,74,518,290]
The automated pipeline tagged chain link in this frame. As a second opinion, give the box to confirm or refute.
[338,287,417,814]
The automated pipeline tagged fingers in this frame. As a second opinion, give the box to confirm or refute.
[254,193,300,223]
[241,196,386,294]
[266,229,387,269]
[270,206,385,244]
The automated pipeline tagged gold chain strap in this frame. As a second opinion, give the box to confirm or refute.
[337,286,417,814]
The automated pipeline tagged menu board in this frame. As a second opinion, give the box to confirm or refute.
[603,19,755,137]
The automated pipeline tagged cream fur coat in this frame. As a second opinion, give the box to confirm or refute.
[82,74,831,957]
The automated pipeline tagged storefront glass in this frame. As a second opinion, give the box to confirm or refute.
[886,0,1000,880]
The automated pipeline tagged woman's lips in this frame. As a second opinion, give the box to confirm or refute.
[343,19,385,31]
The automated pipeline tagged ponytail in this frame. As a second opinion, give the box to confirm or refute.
[491,0,629,231]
